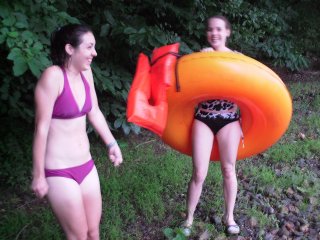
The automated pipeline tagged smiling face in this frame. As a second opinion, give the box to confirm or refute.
[206,17,231,51]
[67,32,97,71]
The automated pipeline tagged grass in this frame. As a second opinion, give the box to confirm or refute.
[0,207,61,240]
[246,207,276,228]
[0,77,319,239]
[93,145,193,239]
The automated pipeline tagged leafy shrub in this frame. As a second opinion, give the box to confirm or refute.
[0,0,78,120]
[0,118,33,187]
[0,0,316,137]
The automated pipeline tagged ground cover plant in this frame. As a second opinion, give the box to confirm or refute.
[0,72,319,239]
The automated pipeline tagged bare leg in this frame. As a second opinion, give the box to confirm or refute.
[46,177,88,240]
[46,166,102,240]
[216,120,241,226]
[186,119,214,225]
[80,166,102,240]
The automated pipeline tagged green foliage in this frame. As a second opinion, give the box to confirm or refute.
[0,211,29,239]
[1,79,320,239]
[93,143,191,239]
[0,0,317,135]
[288,0,320,57]
[0,205,63,239]
[0,118,33,187]
[0,0,77,76]
[213,0,309,71]
[0,0,77,120]
[163,227,188,240]
[247,207,277,229]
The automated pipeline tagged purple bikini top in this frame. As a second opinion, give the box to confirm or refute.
[52,68,92,119]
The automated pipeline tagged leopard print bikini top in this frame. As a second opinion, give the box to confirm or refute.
[195,99,240,119]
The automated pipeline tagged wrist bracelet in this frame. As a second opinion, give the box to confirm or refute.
[106,140,117,149]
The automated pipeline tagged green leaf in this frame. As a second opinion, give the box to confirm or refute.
[101,78,115,93]
[130,124,141,135]
[57,11,71,19]
[100,23,110,37]
[138,28,146,34]
[121,123,130,135]
[0,27,9,35]
[0,34,6,44]
[124,27,137,34]
[147,37,159,47]
[114,118,123,129]
[32,42,43,52]
[14,13,29,28]
[12,57,28,76]
[2,15,16,26]
[112,77,122,89]
[38,55,51,68]
[7,48,22,61]
[0,5,10,18]
[173,234,187,240]
[6,37,16,48]
[15,21,28,29]
[163,227,174,238]
[7,31,19,38]
[104,10,116,26]
[21,30,34,41]
[27,58,41,77]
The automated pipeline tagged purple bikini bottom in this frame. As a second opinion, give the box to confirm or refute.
[45,159,94,184]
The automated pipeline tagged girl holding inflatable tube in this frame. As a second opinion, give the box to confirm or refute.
[182,15,242,236]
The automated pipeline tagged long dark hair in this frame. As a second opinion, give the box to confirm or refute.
[50,24,92,66]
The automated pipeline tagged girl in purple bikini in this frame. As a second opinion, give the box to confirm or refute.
[31,24,123,240]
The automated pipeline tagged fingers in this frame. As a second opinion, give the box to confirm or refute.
[113,152,123,167]
[36,188,48,199]
[31,177,49,199]
[113,158,122,167]
[110,156,122,167]
[108,147,123,167]
[32,184,48,199]
[33,187,47,199]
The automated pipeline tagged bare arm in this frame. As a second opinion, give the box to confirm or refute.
[32,66,61,198]
[85,68,123,166]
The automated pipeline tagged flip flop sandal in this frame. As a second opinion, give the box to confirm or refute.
[225,224,240,235]
[180,221,193,237]
[222,215,240,235]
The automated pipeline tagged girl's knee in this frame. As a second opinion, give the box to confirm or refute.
[87,228,100,240]
[65,228,88,240]
[192,170,207,184]
[221,165,236,179]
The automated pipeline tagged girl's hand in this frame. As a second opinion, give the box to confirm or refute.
[201,47,215,52]
[31,176,49,199]
[108,143,123,167]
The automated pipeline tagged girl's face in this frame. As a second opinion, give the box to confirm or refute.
[68,32,97,71]
[206,18,230,51]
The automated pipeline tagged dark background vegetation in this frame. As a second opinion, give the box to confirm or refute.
[0,0,319,186]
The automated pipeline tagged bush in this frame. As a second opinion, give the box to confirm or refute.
[0,0,316,137]
[0,117,33,187]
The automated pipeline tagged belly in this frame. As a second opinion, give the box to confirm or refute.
[45,118,92,169]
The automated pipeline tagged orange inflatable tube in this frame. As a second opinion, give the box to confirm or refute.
[127,44,292,160]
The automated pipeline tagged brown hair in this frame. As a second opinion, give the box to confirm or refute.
[207,15,232,31]
[50,24,93,66]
